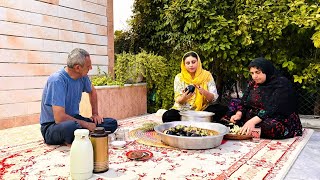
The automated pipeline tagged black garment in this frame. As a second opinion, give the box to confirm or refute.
[240,77,299,120]
[225,58,302,139]
[162,104,228,123]
[245,58,299,119]
[227,98,302,139]
[162,109,180,122]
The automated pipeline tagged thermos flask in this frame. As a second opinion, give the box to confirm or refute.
[90,127,111,173]
[70,129,93,179]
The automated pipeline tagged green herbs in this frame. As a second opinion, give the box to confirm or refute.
[140,122,160,132]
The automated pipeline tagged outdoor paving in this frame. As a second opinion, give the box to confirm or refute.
[285,128,320,179]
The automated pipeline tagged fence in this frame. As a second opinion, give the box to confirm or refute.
[296,86,320,116]
[219,82,320,116]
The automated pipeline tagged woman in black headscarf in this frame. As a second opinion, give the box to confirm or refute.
[228,57,302,139]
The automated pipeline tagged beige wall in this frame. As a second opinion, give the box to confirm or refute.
[80,84,148,120]
[0,0,114,129]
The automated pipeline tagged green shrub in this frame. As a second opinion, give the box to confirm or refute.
[91,67,124,86]
[115,50,173,113]
[91,51,175,113]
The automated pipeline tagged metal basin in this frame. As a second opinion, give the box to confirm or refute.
[179,110,214,122]
[154,121,229,149]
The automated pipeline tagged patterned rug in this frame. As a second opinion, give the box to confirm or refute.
[129,128,172,148]
[0,114,314,180]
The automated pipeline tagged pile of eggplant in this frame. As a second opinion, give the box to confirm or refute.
[163,125,218,137]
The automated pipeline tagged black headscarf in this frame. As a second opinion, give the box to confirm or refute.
[248,57,278,83]
[242,57,298,118]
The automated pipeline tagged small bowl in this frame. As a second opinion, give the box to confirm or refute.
[111,141,126,148]
[126,150,153,161]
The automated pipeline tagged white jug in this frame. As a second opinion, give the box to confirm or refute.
[70,129,93,180]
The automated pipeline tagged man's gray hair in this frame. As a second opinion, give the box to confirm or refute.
[67,48,90,68]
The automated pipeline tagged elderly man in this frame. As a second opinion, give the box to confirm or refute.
[40,48,118,145]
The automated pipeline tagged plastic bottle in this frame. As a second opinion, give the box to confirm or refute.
[70,129,93,179]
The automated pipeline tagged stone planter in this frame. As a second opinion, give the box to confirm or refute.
[80,83,147,120]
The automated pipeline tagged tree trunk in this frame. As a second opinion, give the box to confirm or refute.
[215,74,225,103]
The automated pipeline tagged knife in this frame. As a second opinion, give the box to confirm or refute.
[220,117,234,124]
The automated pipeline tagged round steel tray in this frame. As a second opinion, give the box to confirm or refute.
[154,121,228,149]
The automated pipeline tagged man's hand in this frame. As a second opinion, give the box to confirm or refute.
[78,120,96,132]
[90,114,103,124]
[86,122,97,132]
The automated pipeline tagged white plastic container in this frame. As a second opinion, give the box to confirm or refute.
[70,129,93,180]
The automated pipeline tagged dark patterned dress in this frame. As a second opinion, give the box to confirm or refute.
[227,77,302,139]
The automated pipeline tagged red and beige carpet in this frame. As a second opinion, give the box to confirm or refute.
[0,114,313,180]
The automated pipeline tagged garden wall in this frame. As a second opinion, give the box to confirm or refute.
[79,84,148,120]
[0,0,114,129]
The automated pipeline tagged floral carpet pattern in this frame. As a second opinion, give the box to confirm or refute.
[0,114,314,180]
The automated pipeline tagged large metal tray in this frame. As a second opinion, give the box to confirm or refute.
[154,121,228,149]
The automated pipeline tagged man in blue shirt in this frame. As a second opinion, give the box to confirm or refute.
[40,48,118,145]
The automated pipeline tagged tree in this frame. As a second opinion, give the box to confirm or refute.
[117,0,320,112]
[114,30,133,54]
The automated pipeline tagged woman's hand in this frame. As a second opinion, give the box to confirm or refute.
[239,116,262,135]
[195,85,205,95]
[230,111,242,123]
[182,89,195,100]
[177,89,195,104]
[195,85,214,102]
[239,120,256,135]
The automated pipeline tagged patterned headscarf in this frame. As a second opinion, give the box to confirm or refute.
[180,51,212,110]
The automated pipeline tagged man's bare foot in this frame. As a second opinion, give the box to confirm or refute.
[63,142,72,147]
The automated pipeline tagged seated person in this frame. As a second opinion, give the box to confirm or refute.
[162,51,228,122]
[227,57,302,139]
[40,48,118,145]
